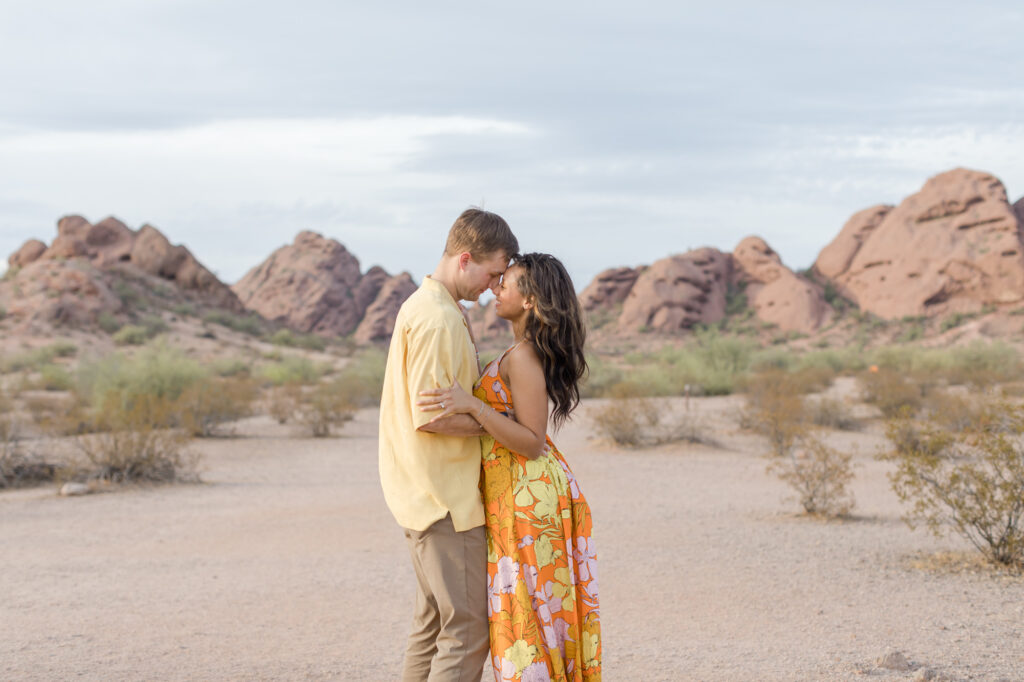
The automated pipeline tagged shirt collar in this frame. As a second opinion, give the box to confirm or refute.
[422,275,462,311]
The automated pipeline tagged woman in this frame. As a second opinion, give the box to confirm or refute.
[419,253,601,682]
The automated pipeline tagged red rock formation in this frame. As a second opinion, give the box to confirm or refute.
[353,273,418,343]
[732,236,829,333]
[1,258,121,327]
[8,239,47,268]
[233,231,414,337]
[579,266,646,312]
[2,215,244,327]
[814,168,1024,319]
[617,248,732,332]
[813,205,892,282]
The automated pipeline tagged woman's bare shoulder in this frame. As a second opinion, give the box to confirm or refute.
[505,340,544,374]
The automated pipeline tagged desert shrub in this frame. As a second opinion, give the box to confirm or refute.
[113,324,150,346]
[741,370,807,452]
[334,348,387,407]
[113,280,142,308]
[171,302,196,317]
[859,367,923,418]
[590,396,658,447]
[73,393,195,484]
[177,376,257,437]
[579,354,623,398]
[296,380,356,437]
[210,357,251,377]
[1,341,78,373]
[613,329,755,397]
[589,392,709,448]
[881,403,1024,567]
[257,355,326,386]
[940,311,973,332]
[922,390,987,432]
[806,396,860,431]
[24,392,91,436]
[0,410,57,489]
[97,312,121,334]
[267,384,302,424]
[743,370,856,516]
[767,432,855,517]
[77,341,205,417]
[38,363,74,391]
[202,310,264,336]
[268,328,328,352]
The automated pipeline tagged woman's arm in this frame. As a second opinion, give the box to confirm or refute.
[419,344,549,459]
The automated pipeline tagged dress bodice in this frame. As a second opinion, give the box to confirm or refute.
[473,342,521,420]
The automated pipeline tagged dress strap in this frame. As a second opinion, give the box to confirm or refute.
[498,340,524,363]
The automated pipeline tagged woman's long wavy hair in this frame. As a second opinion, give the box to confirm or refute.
[511,253,588,429]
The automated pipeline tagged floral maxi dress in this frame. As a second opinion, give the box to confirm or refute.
[474,345,601,682]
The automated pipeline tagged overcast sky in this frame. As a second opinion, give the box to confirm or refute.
[1,1,1022,291]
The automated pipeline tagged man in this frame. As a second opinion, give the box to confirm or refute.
[379,208,518,681]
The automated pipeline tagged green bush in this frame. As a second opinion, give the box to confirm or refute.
[881,402,1024,567]
[579,354,623,399]
[177,377,257,437]
[113,324,150,346]
[334,348,387,406]
[210,357,251,377]
[77,341,205,416]
[39,364,74,391]
[268,328,328,352]
[203,310,264,336]
[257,355,326,386]
[1,341,78,373]
[297,380,355,437]
[98,312,121,334]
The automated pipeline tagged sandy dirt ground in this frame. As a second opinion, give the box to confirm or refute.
[3,389,1023,681]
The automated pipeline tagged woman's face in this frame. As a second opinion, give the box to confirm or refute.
[492,265,530,321]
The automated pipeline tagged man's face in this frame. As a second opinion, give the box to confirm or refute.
[458,251,509,302]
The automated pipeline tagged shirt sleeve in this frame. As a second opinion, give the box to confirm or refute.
[405,323,459,430]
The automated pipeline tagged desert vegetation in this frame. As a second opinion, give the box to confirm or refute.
[881,401,1024,568]
[0,333,389,491]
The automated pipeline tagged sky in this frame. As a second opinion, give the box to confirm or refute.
[1,0,1022,291]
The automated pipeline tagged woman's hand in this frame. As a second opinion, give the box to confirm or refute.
[418,379,478,420]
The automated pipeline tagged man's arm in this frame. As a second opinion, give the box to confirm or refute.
[418,413,484,437]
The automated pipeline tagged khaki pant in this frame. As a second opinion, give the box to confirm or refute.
[401,514,489,682]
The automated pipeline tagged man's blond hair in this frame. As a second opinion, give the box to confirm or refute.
[444,208,518,261]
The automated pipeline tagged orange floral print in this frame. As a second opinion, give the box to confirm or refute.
[475,345,601,682]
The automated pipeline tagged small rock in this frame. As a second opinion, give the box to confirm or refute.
[913,668,936,681]
[59,482,90,496]
[876,650,912,672]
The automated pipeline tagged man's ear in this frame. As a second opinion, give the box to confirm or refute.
[458,252,472,271]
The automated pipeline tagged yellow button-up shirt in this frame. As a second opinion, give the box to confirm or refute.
[378,276,484,532]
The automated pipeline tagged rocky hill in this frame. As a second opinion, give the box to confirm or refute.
[2,215,243,332]
[231,231,416,344]
[812,168,1024,319]
[579,238,830,336]
[3,167,1022,348]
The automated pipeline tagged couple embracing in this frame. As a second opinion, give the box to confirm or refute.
[378,208,601,682]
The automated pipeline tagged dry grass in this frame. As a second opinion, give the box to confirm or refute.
[859,367,923,418]
[71,393,196,485]
[589,393,713,448]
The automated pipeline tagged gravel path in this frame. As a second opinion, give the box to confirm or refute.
[2,396,1022,681]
